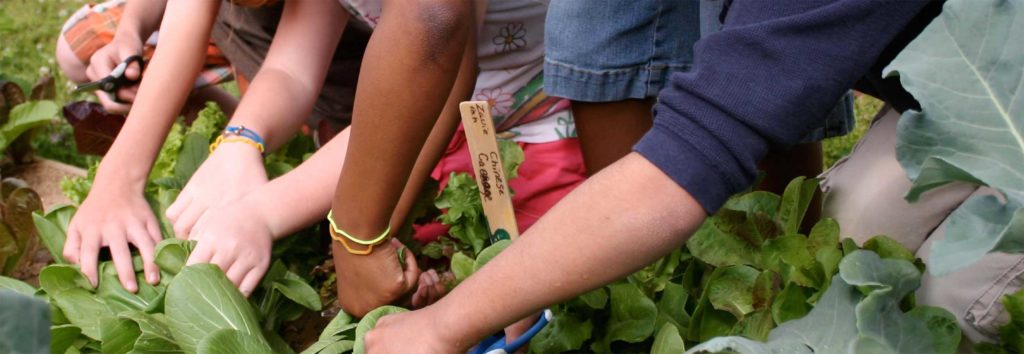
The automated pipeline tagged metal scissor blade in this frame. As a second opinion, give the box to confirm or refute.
[73,80,105,93]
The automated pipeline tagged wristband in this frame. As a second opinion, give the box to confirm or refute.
[330,227,376,255]
[208,135,266,154]
[224,125,266,146]
[326,210,391,251]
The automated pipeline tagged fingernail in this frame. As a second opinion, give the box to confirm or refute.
[148,272,158,284]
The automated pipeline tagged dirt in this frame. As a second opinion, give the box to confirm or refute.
[10,158,85,212]
[281,302,341,350]
[5,158,85,285]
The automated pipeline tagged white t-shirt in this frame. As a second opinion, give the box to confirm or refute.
[340,0,575,143]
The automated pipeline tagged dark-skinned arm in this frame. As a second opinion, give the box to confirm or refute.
[329,0,475,317]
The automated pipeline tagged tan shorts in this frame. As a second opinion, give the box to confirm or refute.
[211,0,369,131]
[821,106,1024,345]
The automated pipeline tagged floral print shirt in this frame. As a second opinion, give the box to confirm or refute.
[339,0,575,143]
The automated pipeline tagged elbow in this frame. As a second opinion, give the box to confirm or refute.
[387,0,473,63]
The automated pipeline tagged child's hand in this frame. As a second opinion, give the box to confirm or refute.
[64,183,163,292]
[364,306,462,354]
[410,269,452,309]
[184,202,273,296]
[166,142,268,239]
[86,35,144,114]
[335,239,420,317]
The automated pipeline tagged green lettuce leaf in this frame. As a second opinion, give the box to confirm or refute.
[353,306,408,354]
[0,100,57,152]
[0,290,50,354]
[165,264,266,353]
[196,328,274,354]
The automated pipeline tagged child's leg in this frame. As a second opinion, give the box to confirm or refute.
[55,2,123,84]
[56,33,90,83]
[210,1,370,138]
[572,99,654,175]
[544,0,701,173]
[759,142,824,231]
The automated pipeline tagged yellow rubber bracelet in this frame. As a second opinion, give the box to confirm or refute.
[330,228,375,255]
[326,210,391,246]
[209,135,266,154]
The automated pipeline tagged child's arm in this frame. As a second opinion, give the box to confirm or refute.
[328,0,475,317]
[85,0,167,113]
[165,0,349,239]
[182,29,480,296]
[364,154,707,352]
[63,1,221,292]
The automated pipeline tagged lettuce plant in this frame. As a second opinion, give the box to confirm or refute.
[888,0,1024,275]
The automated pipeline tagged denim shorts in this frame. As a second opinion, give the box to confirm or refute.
[543,0,854,142]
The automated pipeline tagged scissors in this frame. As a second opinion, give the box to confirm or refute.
[74,55,144,98]
[469,309,553,354]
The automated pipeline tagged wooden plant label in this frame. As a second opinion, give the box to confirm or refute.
[458,101,520,241]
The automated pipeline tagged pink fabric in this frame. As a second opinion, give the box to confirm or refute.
[413,126,586,244]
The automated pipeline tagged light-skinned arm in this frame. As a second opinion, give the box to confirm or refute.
[181,17,481,296]
[364,153,707,352]
[63,1,221,292]
[166,0,349,240]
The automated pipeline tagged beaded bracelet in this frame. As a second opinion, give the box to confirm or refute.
[326,210,391,255]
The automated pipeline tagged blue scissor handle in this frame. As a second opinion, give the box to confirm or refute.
[469,309,553,354]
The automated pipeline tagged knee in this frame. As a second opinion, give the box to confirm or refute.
[56,34,89,83]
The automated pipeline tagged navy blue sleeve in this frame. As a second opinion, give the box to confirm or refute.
[634,0,934,213]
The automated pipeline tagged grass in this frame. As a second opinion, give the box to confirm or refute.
[822,94,885,169]
[0,0,86,103]
[2,0,97,167]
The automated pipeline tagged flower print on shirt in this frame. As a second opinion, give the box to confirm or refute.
[492,23,527,53]
[475,88,514,117]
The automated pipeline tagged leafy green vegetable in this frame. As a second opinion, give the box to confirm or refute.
[165,264,266,352]
[687,250,958,354]
[32,205,75,264]
[38,263,91,295]
[885,0,1024,275]
[353,306,408,354]
[604,282,658,345]
[908,306,962,354]
[473,239,511,272]
[51,287,114,340]
[189,102,229,141]
[196,329,275,354]
[100,317,142,354]
[0,275,34,295]
[50,324,81,354]
[511,174,962,353]
[434,172,490,255]
[450,251,474,283]
[777,177,818,235]
[706,266,759,318]
[172,133,210,185]
[0,100,57,152]
[0,290,51,354]
[150,122,186,183]
[428,141,525,257]
[651,323,686,354]
[978,287,1024,354]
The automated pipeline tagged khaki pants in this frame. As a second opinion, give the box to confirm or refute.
[821,106,1024,345]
